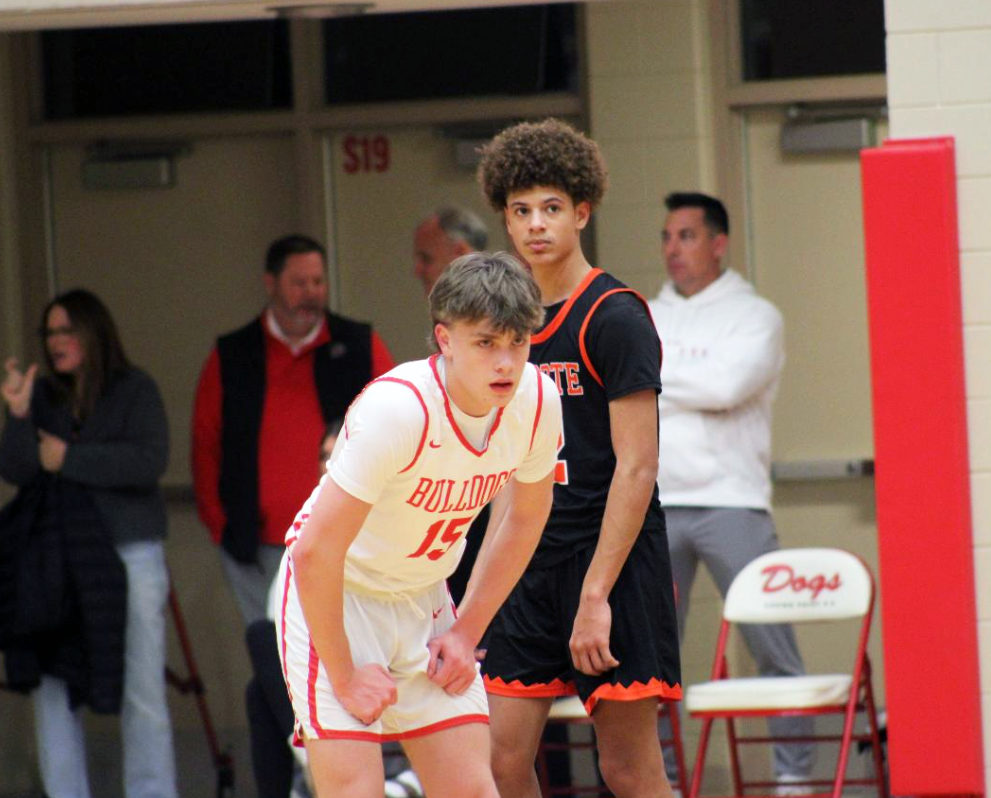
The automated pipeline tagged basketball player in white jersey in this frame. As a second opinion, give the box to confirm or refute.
[277,252,563,798]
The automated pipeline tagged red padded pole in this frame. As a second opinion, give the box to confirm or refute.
[860,137,984,797]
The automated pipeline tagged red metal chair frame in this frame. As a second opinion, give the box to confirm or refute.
[687,549,886,798]
[536,699,689,797]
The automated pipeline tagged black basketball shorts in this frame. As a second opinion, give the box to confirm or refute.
[482,524,682,714]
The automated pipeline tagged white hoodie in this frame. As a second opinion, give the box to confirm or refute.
[648,268,784,510]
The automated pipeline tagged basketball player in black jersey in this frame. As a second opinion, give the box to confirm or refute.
[475,119,681,798]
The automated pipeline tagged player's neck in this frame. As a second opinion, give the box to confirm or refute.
[530,248,592,306]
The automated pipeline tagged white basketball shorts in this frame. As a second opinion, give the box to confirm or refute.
[276,550,488,743]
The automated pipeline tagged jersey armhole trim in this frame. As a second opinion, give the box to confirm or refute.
[531,268,603,345]
[344,376,430,474]
[578,288,658,387]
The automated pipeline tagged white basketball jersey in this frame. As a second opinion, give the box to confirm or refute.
[285,355,561,595]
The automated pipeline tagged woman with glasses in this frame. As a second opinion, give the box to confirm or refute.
[0,288,177,798]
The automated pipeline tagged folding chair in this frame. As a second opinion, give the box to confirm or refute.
[684,548,886,798]
[536,695,689,797]
[166,579,236,798]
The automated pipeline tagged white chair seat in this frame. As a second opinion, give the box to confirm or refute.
[686,674,853,712]
[547,695,587,719]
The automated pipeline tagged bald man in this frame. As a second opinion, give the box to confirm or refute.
[413,206,489,295]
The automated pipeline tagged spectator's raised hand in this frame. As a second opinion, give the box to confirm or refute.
[2,357,38,419]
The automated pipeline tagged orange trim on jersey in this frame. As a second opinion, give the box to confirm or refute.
[429,353,506,458]
[345,375,430,473]
[577,287,655,388]
[303,714,489,743]
[531,268,604,345]
[583,678,682,716]
[528,363,544,453]
[483,675,578,698]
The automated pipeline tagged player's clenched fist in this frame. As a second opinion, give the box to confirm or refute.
[569,597,620,676]
[426,629,477,695]
[334,663,398,725]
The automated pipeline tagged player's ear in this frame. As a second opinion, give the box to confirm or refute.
[434,322,452,355]
[574,201,591,230]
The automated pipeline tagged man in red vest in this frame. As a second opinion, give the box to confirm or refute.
[192,234,394,625]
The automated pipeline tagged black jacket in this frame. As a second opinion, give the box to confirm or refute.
[0,475,126,713]
[0,369,169,546]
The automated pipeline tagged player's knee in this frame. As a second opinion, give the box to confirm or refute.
[598,750,647,797]
[490,742,531,791]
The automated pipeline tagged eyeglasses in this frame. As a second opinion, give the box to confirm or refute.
[41,325,76,339]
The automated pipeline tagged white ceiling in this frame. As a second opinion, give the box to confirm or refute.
[0,0,605,31]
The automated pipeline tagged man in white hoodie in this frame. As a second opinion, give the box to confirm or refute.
[650,192,813,794]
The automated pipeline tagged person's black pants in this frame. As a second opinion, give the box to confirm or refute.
[246,619,296,798]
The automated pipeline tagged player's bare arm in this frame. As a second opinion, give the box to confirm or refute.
[571,388,659,676]
[292,477,398,724]
[431,472,554,691]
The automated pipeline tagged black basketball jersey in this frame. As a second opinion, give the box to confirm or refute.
[528,268,664,569]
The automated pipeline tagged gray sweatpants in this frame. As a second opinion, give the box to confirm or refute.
[660,506,814,781]
[220,543,286,626]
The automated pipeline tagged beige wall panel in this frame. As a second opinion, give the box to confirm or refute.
[957,177,991,251]
[962,252,991,324]
[975,473,991,546]
[966,327,991,398]
[590,74,699,141]
[744,107,881,463]
[587,0,696,78]
[592,201,665,295]
[586,1,643,77]
[49,135,297,486]
[327,127,505,365]
[969,399,991,473]
[977,546,991,622]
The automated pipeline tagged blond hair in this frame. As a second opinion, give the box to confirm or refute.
[429,251,544,350]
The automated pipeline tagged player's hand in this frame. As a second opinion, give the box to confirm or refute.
[2,357,37,419]
[38,430,67,473]
[334,663,397,725]
[569,596,620,676]
[427,628,478,695]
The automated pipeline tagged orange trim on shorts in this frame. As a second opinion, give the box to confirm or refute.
[483,675,577,698]
[583,678,682,716]
[301,713,489,744]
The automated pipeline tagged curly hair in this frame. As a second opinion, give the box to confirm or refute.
[477,118,608,211]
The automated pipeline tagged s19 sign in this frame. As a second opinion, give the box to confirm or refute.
[342,134,390,174]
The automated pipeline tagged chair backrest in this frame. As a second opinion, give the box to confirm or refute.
[724,548,873,624]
